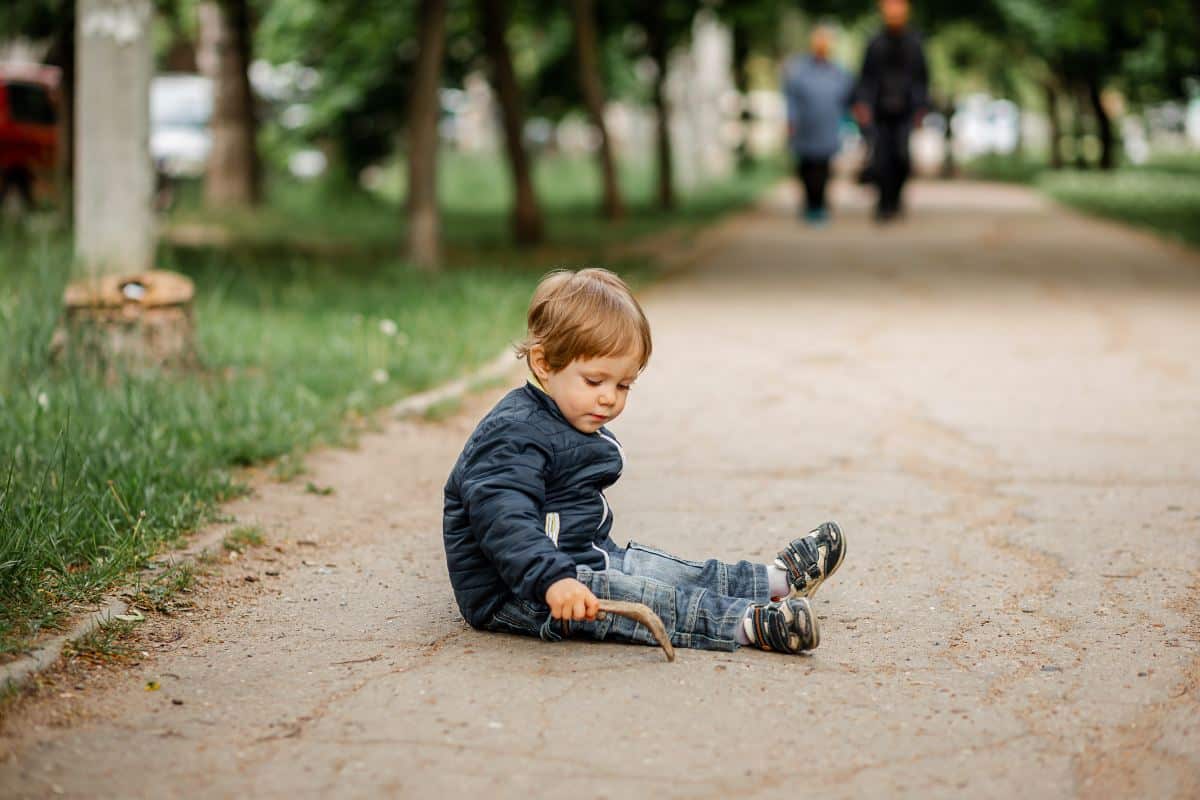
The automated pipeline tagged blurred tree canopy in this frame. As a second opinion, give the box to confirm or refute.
[5,0,1194,180]
[2,0,1196,261]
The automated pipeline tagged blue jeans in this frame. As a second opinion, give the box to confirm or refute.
[484,542,771,652]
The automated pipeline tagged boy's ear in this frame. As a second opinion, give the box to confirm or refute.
[528,344,551,382]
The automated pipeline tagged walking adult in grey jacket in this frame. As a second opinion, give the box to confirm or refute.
[783,25,854,224]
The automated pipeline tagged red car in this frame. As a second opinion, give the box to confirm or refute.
[0,63,60,212]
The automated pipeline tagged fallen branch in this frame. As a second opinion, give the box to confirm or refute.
[595,599,675,662]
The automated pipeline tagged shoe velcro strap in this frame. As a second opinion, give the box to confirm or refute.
[752,606,793,653]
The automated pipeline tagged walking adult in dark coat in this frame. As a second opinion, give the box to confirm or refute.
[853,0,929,222]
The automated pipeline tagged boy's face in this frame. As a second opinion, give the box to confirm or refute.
[530,347,642,434]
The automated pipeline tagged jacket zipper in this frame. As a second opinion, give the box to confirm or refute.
[597,432,625,473]
[592,493,611,569]
[593,433,623,570]
[591,541,610,570]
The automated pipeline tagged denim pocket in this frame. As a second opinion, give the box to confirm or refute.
[538,616,567,642]
[487,598,548,637]
[626,541,706,569]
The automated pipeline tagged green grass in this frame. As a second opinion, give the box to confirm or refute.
[964,153,1048,185]
[130,562,198,615]
[966,151,1200,249]
[223,525,265,552]
[169,150,782,254]
[0,240,547,653]
[1039,169,1200,249]
[65,617,141,661]
[0,152,781,656]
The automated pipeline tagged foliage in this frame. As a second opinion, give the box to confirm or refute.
[992,0,1198,97]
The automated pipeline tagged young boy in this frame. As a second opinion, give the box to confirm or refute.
[443,268,846,654]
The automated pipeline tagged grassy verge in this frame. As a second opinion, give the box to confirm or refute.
[0,154,781,657]
[966,152,1200,249]
[168,151,782,253]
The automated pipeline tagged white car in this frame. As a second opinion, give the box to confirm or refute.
[150,74,212,177]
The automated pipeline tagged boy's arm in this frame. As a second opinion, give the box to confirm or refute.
[460,421,578,604]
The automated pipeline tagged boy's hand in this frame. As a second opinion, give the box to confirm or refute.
[545,578,600,622]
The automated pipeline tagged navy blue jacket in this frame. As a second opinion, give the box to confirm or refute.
[443,382,625,628]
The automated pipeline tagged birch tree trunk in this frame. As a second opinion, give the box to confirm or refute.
[569,0,624,220]
[68,0,196,372]
[198,0,261,207]
[75,0,155,275]
[479,0,543,244]
[406,0,447,269]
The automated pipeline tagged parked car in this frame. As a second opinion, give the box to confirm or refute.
[0,63,60,213]
[151,73,213,178]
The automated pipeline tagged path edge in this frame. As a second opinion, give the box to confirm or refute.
[0,349,519,695]
[0,187,768,695]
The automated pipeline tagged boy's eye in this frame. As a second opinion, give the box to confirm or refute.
[618,384,632,391]
[584,378,602,387]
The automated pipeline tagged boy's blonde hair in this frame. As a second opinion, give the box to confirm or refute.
[516,268,652,372]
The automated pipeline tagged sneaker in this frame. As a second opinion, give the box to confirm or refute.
[775,521,847,599]
[744,597,820,653]
[804,208,830,227]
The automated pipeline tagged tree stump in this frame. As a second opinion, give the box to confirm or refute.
[54,270,198,375]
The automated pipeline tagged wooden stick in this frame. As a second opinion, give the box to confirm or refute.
[595,599,676,662]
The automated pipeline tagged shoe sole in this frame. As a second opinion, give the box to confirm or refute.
[795,598,820,650]
[791,522,847,600]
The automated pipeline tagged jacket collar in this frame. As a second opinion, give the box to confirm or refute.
[523,378,569,424]
[522,378,609,437]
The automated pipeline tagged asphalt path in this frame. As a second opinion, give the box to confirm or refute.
[3,179,1198,798]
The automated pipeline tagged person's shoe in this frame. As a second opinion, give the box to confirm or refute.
[775,521,847,599]
[804,208,829,227]
[743,597,820,653]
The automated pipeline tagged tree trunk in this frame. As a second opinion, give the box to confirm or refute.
[198,0,261,207]
[643,5,674,210]
[1071,84,1089,169]
[406,0,448,269]
[569,0,624,219]
[1086,76,1115,171]
[46,10,76,224]
[730,18,753,172]
[1043,80,1063,169]
[478,0,543,245]
[75,0,156,275]
[71,0,196,372]
[941,96,956,178]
